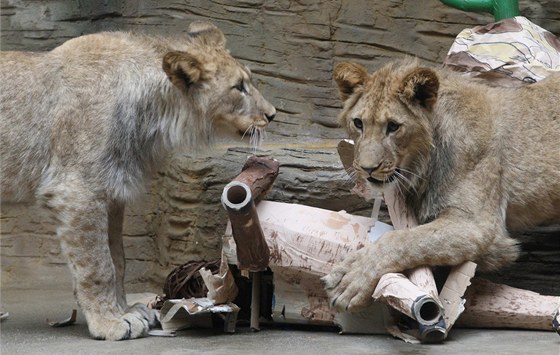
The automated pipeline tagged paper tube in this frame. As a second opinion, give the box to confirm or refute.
[222,156,279,332]
[457,278,560,331]
[221,156,279,272]
[438,261,477,332]
[373,273,444,326]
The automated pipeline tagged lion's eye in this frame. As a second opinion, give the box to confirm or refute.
[386,120,401,134]
[234,80,247,94]
[353,118,363,130]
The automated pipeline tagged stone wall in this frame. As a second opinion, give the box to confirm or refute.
[1,0,559,295]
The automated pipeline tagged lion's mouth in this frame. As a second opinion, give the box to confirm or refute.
[366,169,399,185]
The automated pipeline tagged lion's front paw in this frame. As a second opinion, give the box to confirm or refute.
[321,247,380,311]
[89,304,159,340]
[126,303,160,328]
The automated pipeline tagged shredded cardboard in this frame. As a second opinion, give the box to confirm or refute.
[159,298,240,333]
[199,254,238,305]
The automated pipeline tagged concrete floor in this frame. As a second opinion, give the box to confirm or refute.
[1,288,559,355]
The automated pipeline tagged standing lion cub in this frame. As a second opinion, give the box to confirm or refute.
[322,59,560,311]
[0,22,275,340]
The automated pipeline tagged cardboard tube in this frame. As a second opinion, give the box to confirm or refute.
[222,181,270,271]
[373,273,443,326]
[222,156,279,332]
[221,156,279,272]
[233,155,280,203]
[438,261,477,333]
[457,278,560,331]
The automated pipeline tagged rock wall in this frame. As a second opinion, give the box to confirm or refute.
[1,0,559,295]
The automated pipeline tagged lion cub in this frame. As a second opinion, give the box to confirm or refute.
[323,58,560,311]
[0,22,275,340]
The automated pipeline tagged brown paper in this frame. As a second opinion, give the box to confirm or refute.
[199,254,238,305]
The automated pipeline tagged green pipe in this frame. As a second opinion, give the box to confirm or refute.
[440,0,520,21]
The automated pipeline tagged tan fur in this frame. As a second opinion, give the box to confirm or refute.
[0,22,275,340]
[323,58,560,311]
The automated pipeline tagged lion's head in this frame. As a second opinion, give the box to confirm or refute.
[334,59,439,193]
[162,21,275,144]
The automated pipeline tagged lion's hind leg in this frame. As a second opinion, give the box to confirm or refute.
[40,176,156,340]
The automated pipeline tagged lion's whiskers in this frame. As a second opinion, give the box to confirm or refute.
[239,125,264,153]
[398,167,425,182]
[394,178,405,197]
[342,167,358,187]
[241,126,252,141]
[249,125,265,152]
[394,170,418,195]
[345,168,358,180]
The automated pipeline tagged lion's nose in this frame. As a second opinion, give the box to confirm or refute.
[265,112,276,122]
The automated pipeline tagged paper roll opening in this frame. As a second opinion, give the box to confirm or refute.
[413,296,443,325]
[222,182,252,211]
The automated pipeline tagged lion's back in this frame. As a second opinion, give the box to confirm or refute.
[0,32,161,202]
[498,74,560,229]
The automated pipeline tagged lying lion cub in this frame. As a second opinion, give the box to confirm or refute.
[322,58,560,311]
[0,22,275,340]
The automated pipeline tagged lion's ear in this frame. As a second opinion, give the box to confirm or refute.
[162,51,207,92]
[334,62,369,101]
[398,68,439,111]
[188,21,226,47]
